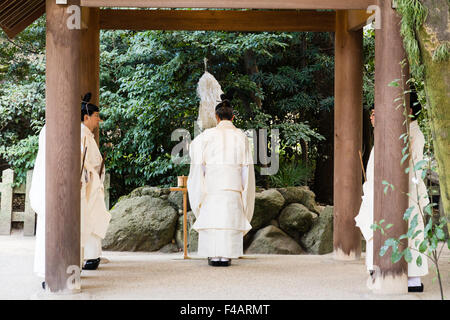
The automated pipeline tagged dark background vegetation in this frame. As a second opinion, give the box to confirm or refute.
[0,16,376,206]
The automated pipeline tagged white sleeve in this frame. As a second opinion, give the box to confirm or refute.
[241,166,248,188]
[241,137,256,226]
[187,136,207,219]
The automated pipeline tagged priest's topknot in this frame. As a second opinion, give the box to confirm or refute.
[81,92,99,121]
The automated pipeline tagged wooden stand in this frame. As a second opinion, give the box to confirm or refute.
[170,187,189,259]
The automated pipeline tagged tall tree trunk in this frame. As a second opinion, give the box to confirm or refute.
[416,0,450,231]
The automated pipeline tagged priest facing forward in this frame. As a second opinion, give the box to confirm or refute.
[187,95,255,267]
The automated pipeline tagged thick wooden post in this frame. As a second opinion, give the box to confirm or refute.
[333,10,363,260]
[373,0,409,294]
[46,0,81,293]
[81,7,100,145]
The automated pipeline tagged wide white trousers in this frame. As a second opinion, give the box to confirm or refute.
[197,229,244,259]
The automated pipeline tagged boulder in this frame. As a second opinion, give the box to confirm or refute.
[300,206,334,254]
[102,194,178,251]
[250,189,285,230]
[175,211,198,252]
[168,191,184,214]
[278,203,315,242]
[159,243,179,253]
[129,186,170,198]
[245,225,304,255]
[277,186,320,213]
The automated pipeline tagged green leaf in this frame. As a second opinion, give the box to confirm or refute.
[414,160,427,171]
[401,153,409,164]
[404,248,412,263]
[380,245,389,257]
[419,240,428,253]
[388,80,400,87]
[391,250,403,264]
[436,227,445,240]
[416,255,422,267]
[403,206,414,221]
[385,223,393,230]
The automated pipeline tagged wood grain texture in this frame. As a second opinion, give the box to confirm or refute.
[347,9,371,31]
[373,0,408,287]
[45,0,81,293]
[99,9,336,32]
[333,10,363,259]
[81,7,100,144]
[82,0,375,10]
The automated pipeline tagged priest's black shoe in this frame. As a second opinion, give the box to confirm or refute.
[207,258,221,267]
[42,282,46,290]
[219,259,231,267]
[83,258,101,270]
[408,283,424,292]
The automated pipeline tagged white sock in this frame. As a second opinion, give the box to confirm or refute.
[211,257,220,262]
[220,257,230,262]
[408,277,421,287]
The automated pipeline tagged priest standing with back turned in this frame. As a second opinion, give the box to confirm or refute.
[187,94,255,267]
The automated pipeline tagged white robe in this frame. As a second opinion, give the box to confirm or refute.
[355,120,429,277]
[80,124,111,260]
[29,125,46,278]
[30,124,111,278]
[187,120,255,258]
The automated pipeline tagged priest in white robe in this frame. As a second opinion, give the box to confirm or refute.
[187,94,255,267]
[29,124,46,281]
[80,93,111,270]
[30,94,111,288]
[355,97,429,292]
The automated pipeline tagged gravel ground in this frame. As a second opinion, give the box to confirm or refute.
[1,230,448,300]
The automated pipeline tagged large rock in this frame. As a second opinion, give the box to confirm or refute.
[278,203,315,242]
[129,186,170,198]
[102,194,178,251]
[175,211,198,252]
[250,189,285,230]
[245,225,304,255]
[168,190,191,214]
[300,206,334,254]
[277,186,320,213]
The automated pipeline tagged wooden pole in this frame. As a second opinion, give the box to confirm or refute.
[333,10,363,260]
[45,0,81,293]
[183,190,188,259]
[81,7,100,145]
[373,0,409,294]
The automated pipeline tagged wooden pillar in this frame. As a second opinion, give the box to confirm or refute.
[46,0,81,293]
[81,7,100,145]
[333,10,363,260]
[373,0,409,294]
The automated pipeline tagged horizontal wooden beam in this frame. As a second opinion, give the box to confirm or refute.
[99,9,336,32]
[347,9,371,31]
[0,1,45,39]
[82,0,375,10]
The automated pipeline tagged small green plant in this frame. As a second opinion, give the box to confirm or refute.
[267,154,312,188]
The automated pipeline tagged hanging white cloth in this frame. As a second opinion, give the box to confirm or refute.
[196,71,223,131]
